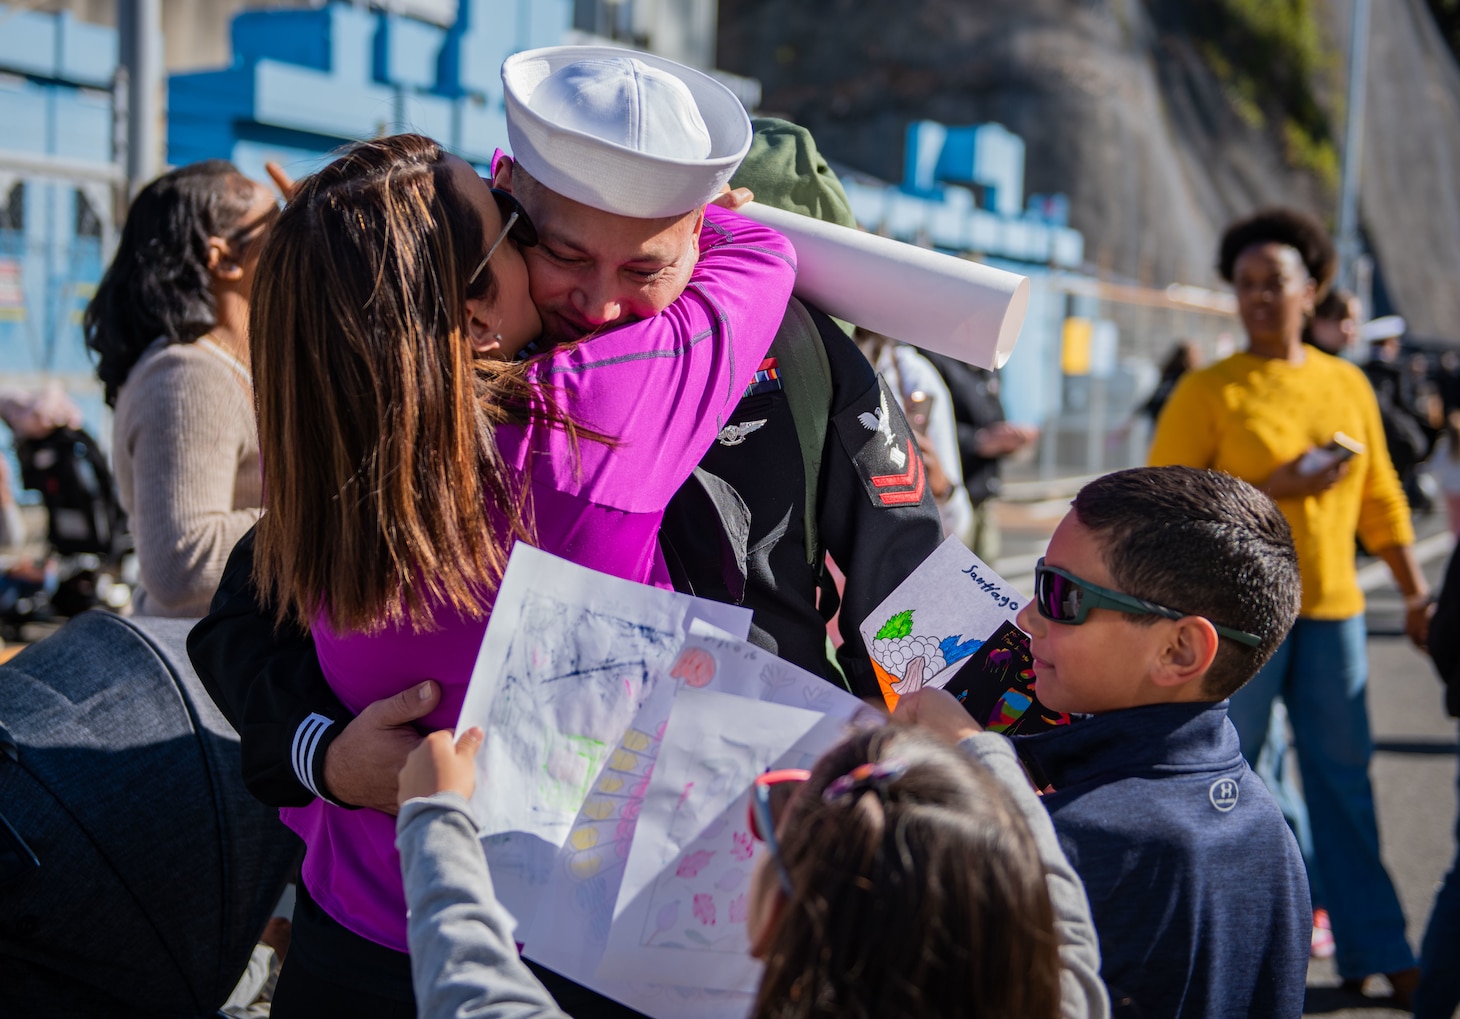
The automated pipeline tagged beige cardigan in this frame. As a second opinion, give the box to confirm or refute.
[111,338,262,618]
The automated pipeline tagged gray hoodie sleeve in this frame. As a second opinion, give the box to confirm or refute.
[957,732,1111,1019]
[396,792,570,1019]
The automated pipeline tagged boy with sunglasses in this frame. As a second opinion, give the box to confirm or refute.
[906,465,1310,1018]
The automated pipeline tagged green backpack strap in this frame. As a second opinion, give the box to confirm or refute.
[768,298,835,565]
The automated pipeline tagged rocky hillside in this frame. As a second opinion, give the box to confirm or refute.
[1352,0,1460,340]
[718,0,1460,340]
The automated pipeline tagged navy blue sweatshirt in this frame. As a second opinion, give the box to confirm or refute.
[1014,701,1309,1019]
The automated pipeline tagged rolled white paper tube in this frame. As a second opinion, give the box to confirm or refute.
[739,201,1030,369]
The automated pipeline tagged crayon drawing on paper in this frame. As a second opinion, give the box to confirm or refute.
[859,536,1026,708]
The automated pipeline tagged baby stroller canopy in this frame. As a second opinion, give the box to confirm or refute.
[0,611,298,1017]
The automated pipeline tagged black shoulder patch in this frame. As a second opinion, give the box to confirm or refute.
[832,376,926,508]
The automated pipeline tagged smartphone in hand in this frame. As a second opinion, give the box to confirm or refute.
[1325,432,1365,461]
[1297,431,1366,475]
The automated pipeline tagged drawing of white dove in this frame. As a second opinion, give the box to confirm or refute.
[858,389,906,467]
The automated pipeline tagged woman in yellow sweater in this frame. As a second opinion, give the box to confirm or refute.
[1150,208,1426,1004]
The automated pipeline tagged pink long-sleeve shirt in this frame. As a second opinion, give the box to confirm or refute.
[283,204,796,952]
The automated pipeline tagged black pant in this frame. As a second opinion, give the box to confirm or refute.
[270,882,415,1019]
[271,882,651,1019]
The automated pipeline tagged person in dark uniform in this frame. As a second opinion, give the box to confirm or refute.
[189,116,942,1017]
[660,118,944,697]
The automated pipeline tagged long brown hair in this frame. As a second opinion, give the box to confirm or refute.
[754,726,1062,1019]
[251,133,544,634]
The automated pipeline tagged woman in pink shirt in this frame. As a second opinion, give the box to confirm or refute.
[249,133,794,1015]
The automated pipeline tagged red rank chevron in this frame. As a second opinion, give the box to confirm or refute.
[870,439,925,505]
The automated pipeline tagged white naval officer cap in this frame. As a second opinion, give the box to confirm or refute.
[1360,315,1407,343]
[501,46,753,219]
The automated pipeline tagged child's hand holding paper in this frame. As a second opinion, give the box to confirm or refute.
[398,727,484,808]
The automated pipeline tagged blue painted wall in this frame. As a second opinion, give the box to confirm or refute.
[852,119,1084,270]
[168,0,572,183]
[845,120,1091,429]
[0,3,120,441]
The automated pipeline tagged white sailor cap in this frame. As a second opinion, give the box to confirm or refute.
[1361,315,1407,343]
[501,46,752,219]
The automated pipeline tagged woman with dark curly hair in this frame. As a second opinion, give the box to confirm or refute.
[1150,207,1425,1005]
[85,160,277,617]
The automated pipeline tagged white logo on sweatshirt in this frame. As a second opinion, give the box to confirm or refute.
[1209,778,1239,812]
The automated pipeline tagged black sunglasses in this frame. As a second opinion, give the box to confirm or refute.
[226,202,281,251]
[1033,559,1261,648]
[467,186,538,287]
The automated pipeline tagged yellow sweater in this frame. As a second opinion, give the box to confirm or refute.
[1148,350,1412,619]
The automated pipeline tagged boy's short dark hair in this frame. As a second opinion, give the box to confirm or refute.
[1217,207,1336,294]
[1072,466,1300,700]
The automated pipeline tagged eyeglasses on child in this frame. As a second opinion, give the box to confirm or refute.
[747,769,811,894]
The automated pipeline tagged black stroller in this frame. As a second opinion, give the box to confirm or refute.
[3,425,133,634]
[0,611,300,1017]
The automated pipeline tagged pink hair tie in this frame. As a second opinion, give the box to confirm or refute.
[822,760,908,802]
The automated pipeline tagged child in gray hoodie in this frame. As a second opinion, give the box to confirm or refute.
[396,717,1108,1019]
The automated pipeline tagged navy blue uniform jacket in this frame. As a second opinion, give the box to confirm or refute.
[1014,701,1310,1019]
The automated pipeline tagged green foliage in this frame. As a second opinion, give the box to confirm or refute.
[1195,0,1339,188]
[875,610,913,641]
[1283,119,1339,190]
